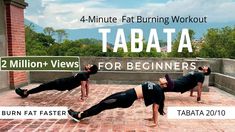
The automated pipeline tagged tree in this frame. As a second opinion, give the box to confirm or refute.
[25,24,56,55]
[35,33,55,47]
[26,41,48,55]
[55,29,67,43]
[199,26,235,58]
[43,27,55,36]
[168,29,197,58]
[25,24,37,45]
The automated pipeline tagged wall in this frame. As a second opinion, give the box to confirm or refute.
[213,73,235,95]
[0,0,9,92]
[221,59,235,77]
[4,0,29,89]
[207,58,235,95]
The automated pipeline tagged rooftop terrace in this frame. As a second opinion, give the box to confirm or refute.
[0,84,234,132]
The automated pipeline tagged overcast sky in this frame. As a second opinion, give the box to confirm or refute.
[25,0,235,29]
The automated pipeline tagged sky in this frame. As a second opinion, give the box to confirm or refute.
[25,0,235,29]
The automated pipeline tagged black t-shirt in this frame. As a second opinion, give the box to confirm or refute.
[173,71,204,93]
[54,72,90,91]
[74,72,90,82]
[141,81,164,106]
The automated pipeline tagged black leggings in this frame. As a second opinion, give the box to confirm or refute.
[27,81,59,94]
[27,76,77,94]
[80,88,137,119]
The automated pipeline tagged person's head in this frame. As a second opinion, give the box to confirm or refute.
[159,74,174,89]
[85,64,98,74]
[159,77,168,88]
[198,66,211,76]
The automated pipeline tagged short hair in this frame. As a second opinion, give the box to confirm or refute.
[204,67,211,76]
[89,65,98,74]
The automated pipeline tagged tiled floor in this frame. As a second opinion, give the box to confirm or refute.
[0,84,235,132]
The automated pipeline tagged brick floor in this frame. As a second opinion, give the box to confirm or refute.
[0,84,235,132]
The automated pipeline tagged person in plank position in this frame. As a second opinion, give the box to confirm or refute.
[162,66,211,102]
[68,76,171,127]
[15,64,98,101]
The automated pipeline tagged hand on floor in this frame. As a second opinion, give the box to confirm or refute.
[190,95,196,97]
[79,97,85,102]
[146,123,157,127]
[144,117,153,121]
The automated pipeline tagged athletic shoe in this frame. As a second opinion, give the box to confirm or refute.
[15,88,29,98]
[68,109,81,122]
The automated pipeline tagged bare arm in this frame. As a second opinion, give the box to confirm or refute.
[80,81,86,100]
[85,80,89,97]
[197,82,203,102]
[151,103,159,127]
[190,89,194,96]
